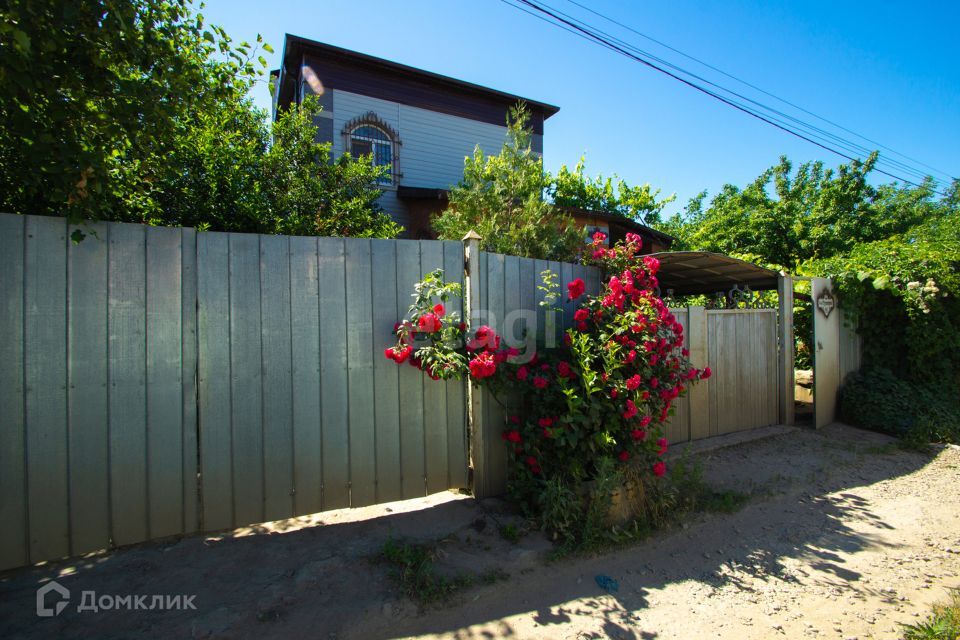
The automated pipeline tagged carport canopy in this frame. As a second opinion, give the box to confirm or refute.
[648,251,780,296]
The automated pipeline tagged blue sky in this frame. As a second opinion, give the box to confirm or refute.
[201,0,959,216]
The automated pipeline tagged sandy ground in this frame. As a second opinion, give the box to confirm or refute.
[2,422,959,640]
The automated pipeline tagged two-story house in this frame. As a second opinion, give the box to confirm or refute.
[272,34,673,251]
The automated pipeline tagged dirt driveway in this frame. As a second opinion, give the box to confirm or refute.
[2,423,959,639]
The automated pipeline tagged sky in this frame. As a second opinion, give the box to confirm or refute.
[199,0,960,217]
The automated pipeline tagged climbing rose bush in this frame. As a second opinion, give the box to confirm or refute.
[385,232,710,515]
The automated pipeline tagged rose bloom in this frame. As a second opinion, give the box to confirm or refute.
[701,366,713,380]
[618,450,630,462]
[432,302,445,315]
[516,365,529,381]
[468,351,497,379]
[574,308,589,322]
[567,278,586,300]
[631,429,645,441]
[625,374,641,390]
[418,312,441,333]
[503,430,522,443]
[623,399,638,420]
[657,437,668,455]
[532,376,548,389]
[557,361,574,378]
[538,417,554,428]
[653,461,666,477]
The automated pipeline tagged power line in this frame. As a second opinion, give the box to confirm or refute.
[561,0,957,183]
[531,0,936,184]
[498,0,953,195]
[540,0,927,181]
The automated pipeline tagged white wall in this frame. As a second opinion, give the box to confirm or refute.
[332,89,510,232]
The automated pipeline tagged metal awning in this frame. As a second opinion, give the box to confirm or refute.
[649,251,780,296]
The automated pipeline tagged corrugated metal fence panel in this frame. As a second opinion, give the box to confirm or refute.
[0,214,198,571]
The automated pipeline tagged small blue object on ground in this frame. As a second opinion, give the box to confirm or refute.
[595,574,619,592]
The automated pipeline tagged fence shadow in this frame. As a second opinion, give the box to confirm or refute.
[0,424,940,640]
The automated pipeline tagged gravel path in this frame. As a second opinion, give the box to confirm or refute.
[2,423,958,639]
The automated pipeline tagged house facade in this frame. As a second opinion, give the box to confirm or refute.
[272,34,559,239]
[272,34,673,252]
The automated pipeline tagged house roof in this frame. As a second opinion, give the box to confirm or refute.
[558,206,676,247]
[648,251,781,295]
[275,35,560,124]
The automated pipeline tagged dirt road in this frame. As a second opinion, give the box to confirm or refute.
[2,423,958,639]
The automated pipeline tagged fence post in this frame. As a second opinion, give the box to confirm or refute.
[687,306,710,441]
[777,273,795,426]
[462,231,486,497]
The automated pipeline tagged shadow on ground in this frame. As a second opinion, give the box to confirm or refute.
[0,423,940,639]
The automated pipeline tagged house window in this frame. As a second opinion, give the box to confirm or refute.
[350,125,394,185]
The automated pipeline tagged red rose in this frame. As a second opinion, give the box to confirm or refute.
[567,278,586,300]
[532,376,548,389]
[574,308,589,322]
[652,461,666,477]
[610,388,618,399]
[639,415,652,427]
[657,437,668,455]
[592,230,607,244]
[643,255,661,275]
[557,361,574,378]
[625,350,637,364]
[504,430,522,443]
[469,351,497,379]
[433,303,446,316]
[538,417,554,428]
[626,374,641,391]
[701,366,713,380]
[618,450,630,462]
[516,365,529,381]
[623,399,638,420]
[418,312,441,333]
[631,429,645,441]
[625,232,643,248]
[649,377,659,389]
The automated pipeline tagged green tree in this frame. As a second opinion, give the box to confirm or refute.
[262,98,401,238]
[433,104,583,261]
[0,0,399,239]
[551,158,675,226]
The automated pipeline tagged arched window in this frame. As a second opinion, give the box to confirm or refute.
[343,112,400,186]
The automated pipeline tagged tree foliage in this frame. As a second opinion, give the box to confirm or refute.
[432,105,583,260]
[665,153,960,439]
[0,0,399,239]
[551,158,674,226]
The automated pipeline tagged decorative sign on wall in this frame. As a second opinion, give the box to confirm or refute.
[817,289,836,318]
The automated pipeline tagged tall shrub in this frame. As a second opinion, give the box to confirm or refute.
[385,232,710,541]
[432,104,583,261]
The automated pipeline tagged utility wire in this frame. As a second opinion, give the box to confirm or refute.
[561,0,957,183]
[538,1,936,183]
[499,0,952,195]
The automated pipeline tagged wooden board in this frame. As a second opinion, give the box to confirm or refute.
[146,226,185,539]
[197,232,234,531]
[318,237,350,509]
[345,238,377,507]
[0,215,27,569]
[371,239,402,502]
[289,236,323,516]
[107,221,148,547]
[67,222,110,555]
[260,235,295,521]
